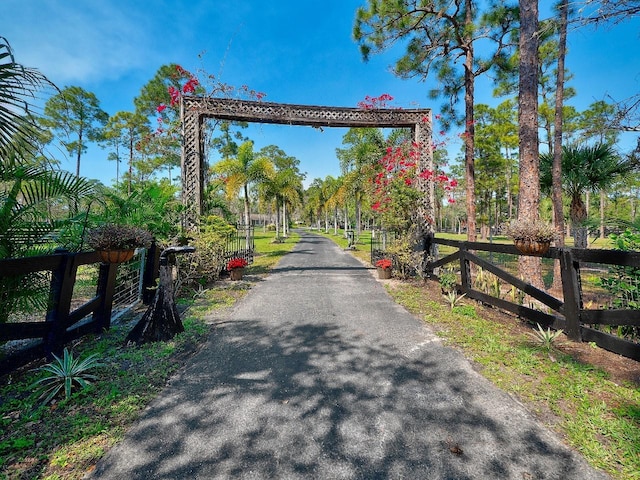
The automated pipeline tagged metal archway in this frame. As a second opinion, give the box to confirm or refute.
[180,97,434,236]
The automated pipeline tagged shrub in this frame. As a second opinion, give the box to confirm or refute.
[175,217,236,294]
[438,270,457,292]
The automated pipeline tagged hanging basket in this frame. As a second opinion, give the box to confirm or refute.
[377,267,392,279]
[230,268,244,281]
[513,239,551,256]
[98,249,135,264]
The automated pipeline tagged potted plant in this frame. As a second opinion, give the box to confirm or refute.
[227,257,248,281]
[375,258,393,279]
[504,219,557,256]
[86,223,153,263]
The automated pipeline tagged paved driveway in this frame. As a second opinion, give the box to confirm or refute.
[89,231,608,479]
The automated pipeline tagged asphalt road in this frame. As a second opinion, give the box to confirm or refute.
[89,231,609,480]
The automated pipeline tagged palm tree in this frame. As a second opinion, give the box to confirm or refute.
[540,143,639,248]
[260,168,303,239]
[213,140,274,228]
[0,38,100,323]
[0,37,53,158]
[0,143,98,323]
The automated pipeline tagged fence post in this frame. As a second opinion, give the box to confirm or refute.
[459,243,472,293]
[92,262,118,333]
[560,248,582,341]
[142,243,160,305]
[44,250,75,359]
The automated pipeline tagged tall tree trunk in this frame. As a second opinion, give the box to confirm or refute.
[464,0,477,242]
[517,0,544,289]
[128,136,134,196]
[551,0,568,292]
[334,206,338,235]
[275,200,281,239]
[599,190,606,239]
[243,183,251,249]
[571,193,588,249]
[282,202,287,237]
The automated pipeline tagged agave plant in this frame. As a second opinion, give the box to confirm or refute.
[530,323,564,352]
[31,348,103,405]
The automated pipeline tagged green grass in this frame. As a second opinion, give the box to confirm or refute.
[386,282,640,480]
[0,231,299,480]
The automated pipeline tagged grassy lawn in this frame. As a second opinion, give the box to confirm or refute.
[0,231,299,480]
[316,229,639,480]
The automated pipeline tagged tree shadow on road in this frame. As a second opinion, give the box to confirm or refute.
[91,318,600,480]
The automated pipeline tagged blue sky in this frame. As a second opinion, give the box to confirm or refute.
[2,1,639,187]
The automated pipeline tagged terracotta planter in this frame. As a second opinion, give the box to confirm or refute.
[230,268,244,281]
[513,239,551,256]
[377,267,392,279]
[98,249,135,264]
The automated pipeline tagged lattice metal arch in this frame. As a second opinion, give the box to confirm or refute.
[181,97,434,237]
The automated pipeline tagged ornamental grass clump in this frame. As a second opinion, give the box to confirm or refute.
[86,223,153,251]
[504,219,557,242]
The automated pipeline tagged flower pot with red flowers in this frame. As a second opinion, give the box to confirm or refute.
[375,258,393,279]
[227,257,248,280]
[86,223,153,264]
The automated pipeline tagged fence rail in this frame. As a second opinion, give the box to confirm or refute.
[426,238,640,361]
[1,225,256,376]
[0,248,160,376]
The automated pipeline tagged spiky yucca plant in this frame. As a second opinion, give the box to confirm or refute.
[31,348,103,405]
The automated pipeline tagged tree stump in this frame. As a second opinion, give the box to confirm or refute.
[126,246,195,345]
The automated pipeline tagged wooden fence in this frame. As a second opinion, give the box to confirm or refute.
[426,238,640,361]
[0,224,257,376]
[0,246,160,376]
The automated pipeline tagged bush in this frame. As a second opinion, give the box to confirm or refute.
[175,216,235,293]
[384,232,424,278]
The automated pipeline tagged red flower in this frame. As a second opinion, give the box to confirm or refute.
[157,104,167,113]
[375,258,392,270]
[227,257,248,270]
[168,86,180,106]
[182,77,199,93]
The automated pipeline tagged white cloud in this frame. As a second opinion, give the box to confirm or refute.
[1,1,159,84]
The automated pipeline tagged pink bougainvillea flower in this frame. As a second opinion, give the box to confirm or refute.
[182,77,199,93]
[168,86,180,106]
[157,104,167,113]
